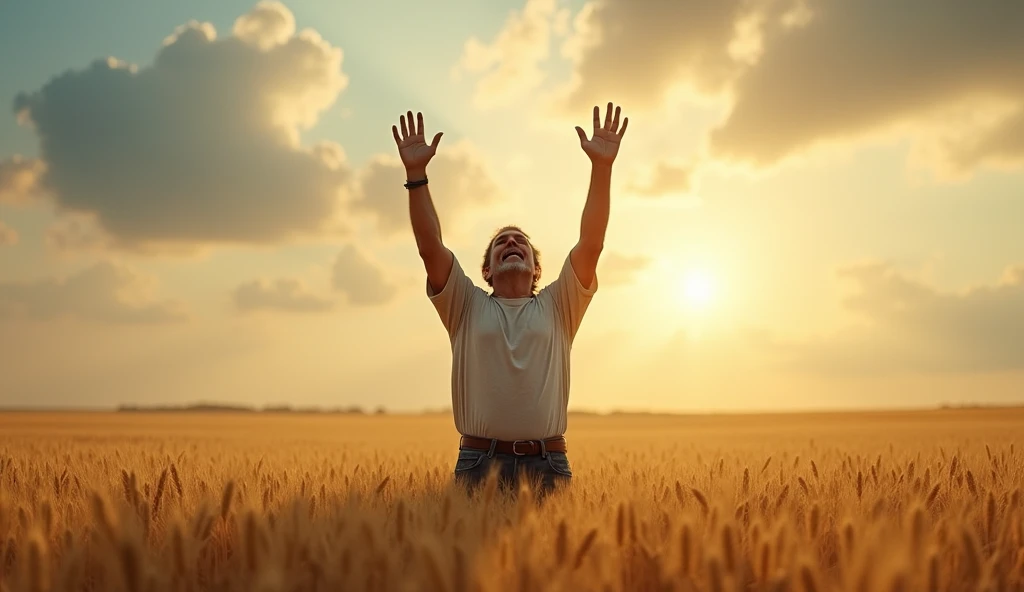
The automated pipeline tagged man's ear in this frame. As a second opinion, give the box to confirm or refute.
[482,266,491,282]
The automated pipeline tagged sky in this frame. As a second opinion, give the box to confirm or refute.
[1,0,1022,414]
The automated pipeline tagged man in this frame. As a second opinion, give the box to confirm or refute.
[391,103,628,495]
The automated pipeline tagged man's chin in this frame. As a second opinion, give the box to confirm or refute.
[495,262,532,276]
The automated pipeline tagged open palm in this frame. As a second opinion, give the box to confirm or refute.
[392,111,443,172]
[576,102,629,166]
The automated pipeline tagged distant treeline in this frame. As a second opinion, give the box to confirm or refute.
[108,402,1020,416]
[115,403,397,415]
[113,403,609,416]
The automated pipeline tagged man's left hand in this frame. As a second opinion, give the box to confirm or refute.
[575,102,628,166]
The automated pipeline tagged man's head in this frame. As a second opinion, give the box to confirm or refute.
[481,225,542,294]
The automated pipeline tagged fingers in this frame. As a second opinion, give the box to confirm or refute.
[619,116,628,138]
[397,111,431,141]
[430,131,443,149]
[593,102,625,133]
[392,125,402,145]
[575,126,587,143]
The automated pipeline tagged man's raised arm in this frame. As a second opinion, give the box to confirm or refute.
[392,111,453,294]
[570,102,629,289]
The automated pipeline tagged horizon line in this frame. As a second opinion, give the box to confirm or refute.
[0,401,1021,417]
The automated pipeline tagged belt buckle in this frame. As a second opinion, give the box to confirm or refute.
[511,440,532,456]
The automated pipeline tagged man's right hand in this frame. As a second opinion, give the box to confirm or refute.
[396,110,453,294]
[392,111,443,178]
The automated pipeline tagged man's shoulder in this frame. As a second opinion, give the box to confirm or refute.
[427,252,481,297]
[537,253,597,297]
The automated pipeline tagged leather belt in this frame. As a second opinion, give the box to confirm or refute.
[459,435,567,456]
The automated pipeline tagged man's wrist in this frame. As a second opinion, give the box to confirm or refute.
[405,167,427,181]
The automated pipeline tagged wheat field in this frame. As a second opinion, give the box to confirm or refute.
[1,408,1022,591]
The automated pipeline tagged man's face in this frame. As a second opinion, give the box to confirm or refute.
[487,229,535,280]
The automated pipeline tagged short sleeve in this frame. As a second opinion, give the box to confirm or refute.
[541,253,598,342]
[426,253,477,339]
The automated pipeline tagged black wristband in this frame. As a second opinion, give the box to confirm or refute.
[404,177,428,190]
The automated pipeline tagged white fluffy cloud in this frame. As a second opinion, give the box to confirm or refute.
[597,252,651,286]
[11,2,351,250]
[0,156,44,205]
[706,0,1024,173]
[350,140,502,237]
[231,243,401,313]
[452,0,569,109]
[624,161,694,198]
[0,220,18,246]
[559,0,748,112]
[553,0,1024,176]
[331,245,397,306]
[0,261,187,324]
[774,261,1024,373]
[43,213,111,254]
[233,278,334,313]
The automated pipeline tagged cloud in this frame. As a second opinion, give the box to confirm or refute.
[935,107,1024,176]
[232,0,297,51]
[624,161,693,198]
[11,2,351,251]
[776,261,1024,374]
[43,211,210,257]
[0,261,187,323]
[331,245,397,306]
[557,0,751,113]
[0,156,44,205]
[452,0,569,109]
[597,252,651,286]
[44,213,111,254]
[707,0,1024,172]
[351,140,501,237]
[0,220,18,246]
[233,278,334,313]
[558,0,1024,175]
[232,243,402,314]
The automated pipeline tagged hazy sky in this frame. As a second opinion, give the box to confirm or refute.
[1,0,1022,413]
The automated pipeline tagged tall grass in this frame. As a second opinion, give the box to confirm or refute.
[0,410,1022,591]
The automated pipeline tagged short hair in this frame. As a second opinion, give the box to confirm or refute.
[481,225,542,293]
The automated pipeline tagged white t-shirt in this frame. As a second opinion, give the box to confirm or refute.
[427,251,597,440]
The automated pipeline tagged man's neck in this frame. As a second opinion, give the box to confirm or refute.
[491,273,533,298]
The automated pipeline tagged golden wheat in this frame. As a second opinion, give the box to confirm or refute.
[0,409,1022,591]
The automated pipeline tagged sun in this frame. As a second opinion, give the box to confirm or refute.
[679,269,716,310]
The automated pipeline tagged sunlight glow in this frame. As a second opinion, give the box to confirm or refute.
[680,270,716,310]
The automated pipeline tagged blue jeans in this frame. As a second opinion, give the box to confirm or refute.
[452,447,573,496]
